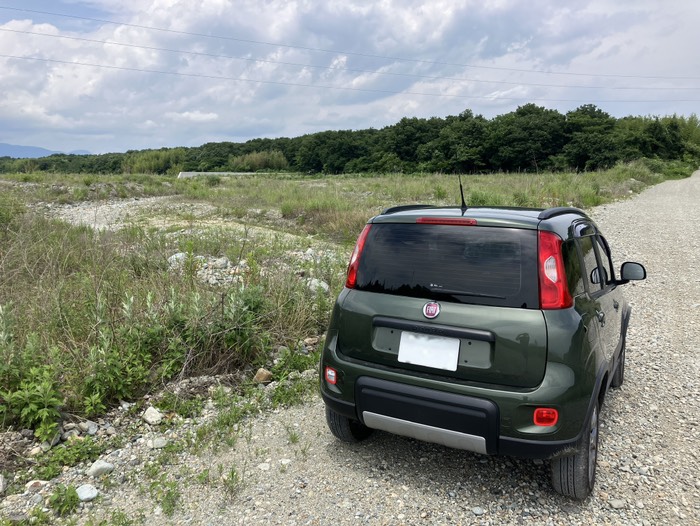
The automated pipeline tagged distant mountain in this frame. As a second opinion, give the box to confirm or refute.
[0,143,91,158]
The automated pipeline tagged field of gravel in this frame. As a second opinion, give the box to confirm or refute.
[3,172,699,525]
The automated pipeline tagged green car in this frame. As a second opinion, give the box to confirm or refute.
[320,204,646,499]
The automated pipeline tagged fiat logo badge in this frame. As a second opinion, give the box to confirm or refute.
[423,302,440,319]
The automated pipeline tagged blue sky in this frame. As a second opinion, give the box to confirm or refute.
[1,0,699,154]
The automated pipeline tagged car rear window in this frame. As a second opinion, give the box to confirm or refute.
[356,223,539,308]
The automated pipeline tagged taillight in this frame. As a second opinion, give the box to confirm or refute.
[533,407,559,427]
[538,231,572,309]
[345,224,372,289]
[416,217,477,226]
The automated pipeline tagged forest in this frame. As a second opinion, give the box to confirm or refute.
[2,104,699,175]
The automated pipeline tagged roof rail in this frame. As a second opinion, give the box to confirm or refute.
[538,206,589,220]
[381,204,436,215]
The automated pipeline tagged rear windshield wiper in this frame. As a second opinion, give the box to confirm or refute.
[428,287,506,299]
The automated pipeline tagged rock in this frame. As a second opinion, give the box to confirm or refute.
[49,430,62,446]
[168,252,187,269]
[20,429,34,439]
[78,420,99,436]
[303,336,320,346]
[472,507,485,516]
[77,484,99,502]
[106,426,117,436]
[0,474,7,495]
[87,459,115,477]
[307,278,330,294]
[28,446,43,457]
[257,463,271,471]
[142,406,163,425]
[609,499,626,510]
[25,480,49,493]
[147,437,168,449]
[253,368,273,385]
[210,257,230,269]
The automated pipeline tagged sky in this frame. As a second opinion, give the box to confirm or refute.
[1,0,699,154]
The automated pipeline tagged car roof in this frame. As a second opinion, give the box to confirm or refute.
[371,205,590,231]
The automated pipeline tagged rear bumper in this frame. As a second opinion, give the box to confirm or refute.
[321,376,582,460]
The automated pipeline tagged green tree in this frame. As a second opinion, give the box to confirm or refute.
[417,110,487,173]
[485,104,567,172]
[380,117,447,167]
[562,105,619,170]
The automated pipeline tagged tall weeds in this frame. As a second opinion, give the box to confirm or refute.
[0,208,333,438]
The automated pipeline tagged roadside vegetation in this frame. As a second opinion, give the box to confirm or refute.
[0,155,695,523]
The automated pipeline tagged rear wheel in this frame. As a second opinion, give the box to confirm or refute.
[325,406,374,443]
[551,402,599,500]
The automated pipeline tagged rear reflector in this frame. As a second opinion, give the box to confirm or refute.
[416,217,477,226]
[325,366,338,385]
[533,407,559,427]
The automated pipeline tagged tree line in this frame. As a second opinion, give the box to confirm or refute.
[3,104,699,175]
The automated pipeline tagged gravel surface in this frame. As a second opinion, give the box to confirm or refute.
[4,173,700,525]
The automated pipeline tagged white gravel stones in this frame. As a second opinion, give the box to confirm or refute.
[142,406,163,425]
[76,484,99,502]
[147,437,168,449]
[86,460,115,478]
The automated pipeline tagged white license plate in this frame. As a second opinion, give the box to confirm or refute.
[398,331,460,371]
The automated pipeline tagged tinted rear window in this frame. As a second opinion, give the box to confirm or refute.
[356,224,539,308]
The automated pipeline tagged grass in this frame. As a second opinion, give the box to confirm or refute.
[0,160,693,520]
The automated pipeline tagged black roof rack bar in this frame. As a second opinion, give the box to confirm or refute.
[538,206,589,220]
[381,204,437,215]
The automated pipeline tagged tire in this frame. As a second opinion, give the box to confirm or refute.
[610,347,625,388]
[551,402,599,500]
[325,406,374,443]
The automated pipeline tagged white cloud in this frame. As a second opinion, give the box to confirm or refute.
[164,111,219,123]
[0,0,699,153]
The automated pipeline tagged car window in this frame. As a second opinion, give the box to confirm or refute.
[579,235,602,293]
[562,239,585,297]
[355,224,539,308]
[593,235,614,286]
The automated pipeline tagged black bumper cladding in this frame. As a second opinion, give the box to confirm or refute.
[355,377,500,455]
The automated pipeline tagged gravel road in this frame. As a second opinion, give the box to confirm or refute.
[6,173,700,525]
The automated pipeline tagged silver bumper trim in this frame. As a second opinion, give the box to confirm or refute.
[362,411,487,455]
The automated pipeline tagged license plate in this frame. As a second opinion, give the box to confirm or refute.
[398,331,460,371]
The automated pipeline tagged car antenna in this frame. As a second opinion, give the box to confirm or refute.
[459,174,468,215]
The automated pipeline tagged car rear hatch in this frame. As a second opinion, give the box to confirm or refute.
[338,220,547,389]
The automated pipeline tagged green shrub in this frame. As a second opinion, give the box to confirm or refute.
[49,484,80,516]
[1,365,63,442]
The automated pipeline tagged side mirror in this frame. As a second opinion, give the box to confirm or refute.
[619,262,646,282]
